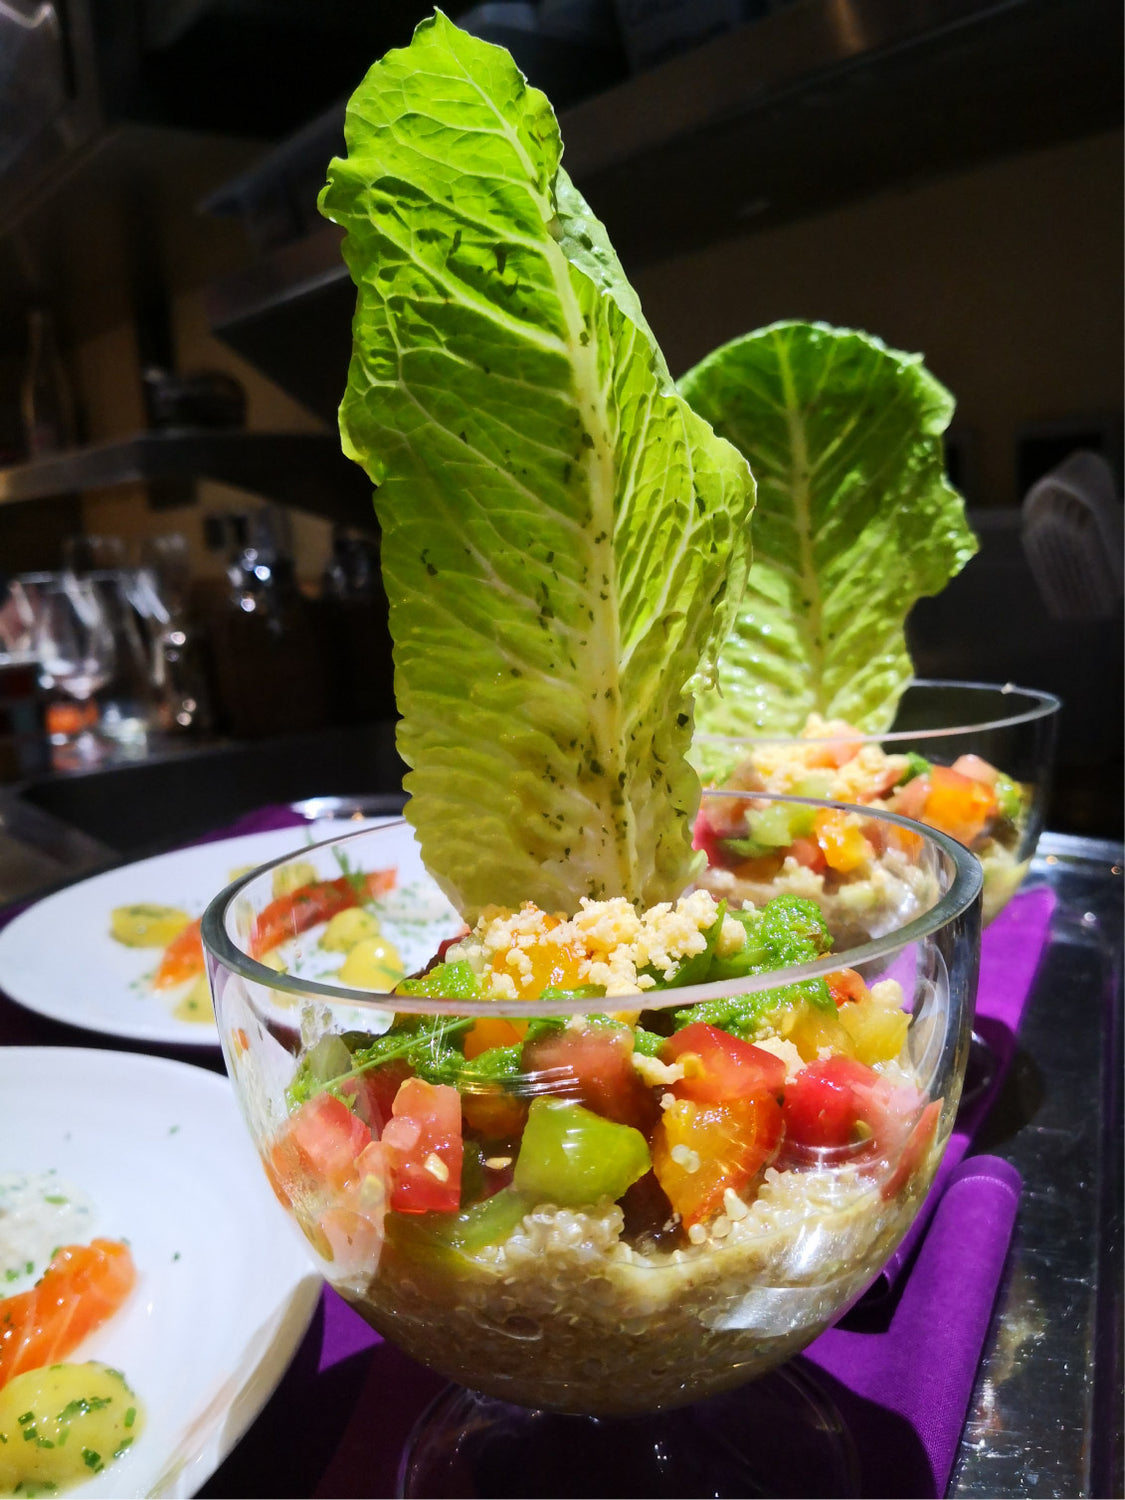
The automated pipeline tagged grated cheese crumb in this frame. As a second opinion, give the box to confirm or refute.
[424,1153,450,1183]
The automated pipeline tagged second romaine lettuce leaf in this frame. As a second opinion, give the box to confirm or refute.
[319,12,755,923]
[679,321,978,737]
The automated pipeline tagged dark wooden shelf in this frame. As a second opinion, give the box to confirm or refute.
[0,430,376,528]
[560,0,1122,265]
[203,0,1122,423]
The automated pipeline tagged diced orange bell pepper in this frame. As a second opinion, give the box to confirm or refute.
[489,930,585,999]
[651,1093,783,1229]
[813,808,874,873]
[463,1015,528,1060]
[922,766,998,846]
[826,968,868,1006]
[461,1089,529,1140]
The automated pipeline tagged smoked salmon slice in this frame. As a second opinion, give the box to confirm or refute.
[151,868,397,986]
[0,1239,136,1389]
[152,915,204,991]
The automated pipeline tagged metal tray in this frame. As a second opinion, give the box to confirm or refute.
[950,833,1123,1497]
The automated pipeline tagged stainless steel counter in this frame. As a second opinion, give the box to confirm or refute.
[950,833,1123,1498]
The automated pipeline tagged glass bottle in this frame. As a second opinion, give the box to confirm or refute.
[20,308,76,457]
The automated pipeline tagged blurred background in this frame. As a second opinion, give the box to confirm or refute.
[0,0,1120,889]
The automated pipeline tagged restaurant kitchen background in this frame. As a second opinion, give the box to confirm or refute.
[0,0,1120,896]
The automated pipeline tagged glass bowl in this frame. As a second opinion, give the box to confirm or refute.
[202,793,980,1494]
[694,679,1060,926]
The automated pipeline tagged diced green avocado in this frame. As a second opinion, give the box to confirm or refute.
[746,801,818,845]
[898,752,933,784]
[993,773,1024,822]
[513,1099,650,1207]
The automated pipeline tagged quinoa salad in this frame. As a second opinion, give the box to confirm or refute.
[260,886,948,1414]
[696,715,1028,928]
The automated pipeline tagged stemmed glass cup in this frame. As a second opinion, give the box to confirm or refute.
[32,574,116,763]
[203,793,981,1497]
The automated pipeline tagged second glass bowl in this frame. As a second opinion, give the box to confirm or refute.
[693,679,1060,925]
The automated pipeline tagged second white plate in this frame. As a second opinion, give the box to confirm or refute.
[0,820,397,1046]
[0,1046,323,1499]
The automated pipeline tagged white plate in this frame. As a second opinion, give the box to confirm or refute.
[0,820,398,1047]
[0,1046,323,1499]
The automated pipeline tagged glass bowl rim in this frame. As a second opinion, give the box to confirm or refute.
[694,677,1061,748]
[200,792,983,1019]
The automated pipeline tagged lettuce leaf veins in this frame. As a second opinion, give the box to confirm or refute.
[320,12,756,924]
[679,321,978,738]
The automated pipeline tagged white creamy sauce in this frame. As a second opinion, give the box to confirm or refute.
[0,1171,97,1291]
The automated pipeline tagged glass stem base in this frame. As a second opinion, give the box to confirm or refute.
[397,1363,860,1499]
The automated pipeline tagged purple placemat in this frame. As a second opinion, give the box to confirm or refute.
[805,1155,1022,1498]
[863,883,1054,1301]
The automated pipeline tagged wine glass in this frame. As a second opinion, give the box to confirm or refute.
[33,574,116,764]
[693,679,1061,927]
[202,793,980,1497]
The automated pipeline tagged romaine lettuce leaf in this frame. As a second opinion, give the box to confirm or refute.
[319,12,755,923]
[679,321,978,737]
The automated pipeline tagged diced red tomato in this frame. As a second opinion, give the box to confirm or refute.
[287,1093,372,1187]
[890,773,930,821]
[880,1098,942,1200]
[856,762,908,802]
[782,1056,928,1179]
[250,870,396,958]
[782,1056,874,1148]
[652,1094,783,1229]
[920,766,999,846]
[692,807,726,865]
[343,1058,413,1133]
[662,1023,785,1105]
[382,1077,463,1214]
[950,754,999,787]
[523,1022,660,1132]
[826,968,868,1007]
[815,735,864,768]
[788,835,828,873]
[153,916,204,990]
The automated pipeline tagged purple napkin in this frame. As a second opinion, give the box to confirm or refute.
[185,802,309,844]
[862,884,1054,1301]
[805,1155,1021,1498]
